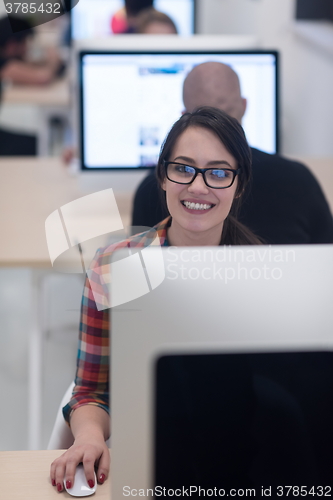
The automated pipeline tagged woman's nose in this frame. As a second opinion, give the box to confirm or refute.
[187,173,210,194]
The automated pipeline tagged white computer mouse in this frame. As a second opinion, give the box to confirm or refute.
[64,464,97,497]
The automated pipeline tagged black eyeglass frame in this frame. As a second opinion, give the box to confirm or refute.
[163,161,242,189]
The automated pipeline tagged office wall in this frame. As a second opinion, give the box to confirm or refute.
[197,0,333,157]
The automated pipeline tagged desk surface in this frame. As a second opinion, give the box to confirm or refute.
[2,78,70,107]
[0,158,133,267]
[0,450,110,499]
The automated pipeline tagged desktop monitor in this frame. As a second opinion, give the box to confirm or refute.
[110,244,333,497]
[71,0,196,38]
[79,50,279,171]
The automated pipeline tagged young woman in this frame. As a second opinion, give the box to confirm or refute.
[50,106,261,492]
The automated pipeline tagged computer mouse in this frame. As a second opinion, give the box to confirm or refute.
[64,464,97,497]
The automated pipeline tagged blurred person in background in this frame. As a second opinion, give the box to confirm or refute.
[112,0,176,34]
[136,8,178,34]
[112,0,154,33]
[0,15,64,85]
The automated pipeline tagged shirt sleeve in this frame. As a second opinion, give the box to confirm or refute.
[62,250,110,424]
[61,224,167,425]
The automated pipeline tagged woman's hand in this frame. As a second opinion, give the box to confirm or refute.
[50,405,110,492]
[50,436,109,492]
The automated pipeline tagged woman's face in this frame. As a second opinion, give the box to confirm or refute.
[142,21,176,34]
[162,126,238,242]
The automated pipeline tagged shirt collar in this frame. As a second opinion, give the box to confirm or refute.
[153,216,172,246]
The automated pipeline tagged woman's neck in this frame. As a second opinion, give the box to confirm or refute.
[167,219,223,247]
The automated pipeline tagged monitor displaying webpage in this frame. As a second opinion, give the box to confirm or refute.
[80,51,278,170]
[72,0,195,38]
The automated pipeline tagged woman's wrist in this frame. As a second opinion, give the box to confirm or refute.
[73,426,106,443]
[70,405,110,441]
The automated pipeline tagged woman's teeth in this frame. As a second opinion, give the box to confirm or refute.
[182,201,213,210]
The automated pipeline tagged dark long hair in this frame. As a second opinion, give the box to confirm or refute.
[125,0,154,16]
[156,106,262,245]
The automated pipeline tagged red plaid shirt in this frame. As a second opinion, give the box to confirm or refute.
[62,217,171,423]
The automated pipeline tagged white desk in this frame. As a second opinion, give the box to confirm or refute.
[0,157,133,266]
[0,450,110,499]
[3,78,69,107]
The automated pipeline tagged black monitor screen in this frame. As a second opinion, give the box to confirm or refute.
[154,352,333,492]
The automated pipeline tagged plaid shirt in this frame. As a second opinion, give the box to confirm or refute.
[62,217,171,423]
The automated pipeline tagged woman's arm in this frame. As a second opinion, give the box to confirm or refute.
[50,249,111,492]
[50,405,110,492]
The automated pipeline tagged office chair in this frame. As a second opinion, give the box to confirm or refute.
[47,381,75,450]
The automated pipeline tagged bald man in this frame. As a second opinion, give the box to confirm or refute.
[183,62,246,124]
[132,62,333,244]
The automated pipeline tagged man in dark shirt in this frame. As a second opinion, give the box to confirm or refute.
[132,62,333,244]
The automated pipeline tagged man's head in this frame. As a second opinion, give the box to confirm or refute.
[0,15,34,59]
[183,62,247,123]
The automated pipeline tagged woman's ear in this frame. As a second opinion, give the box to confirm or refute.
[161,178,167,191]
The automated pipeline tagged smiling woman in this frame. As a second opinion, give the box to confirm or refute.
[157,106,262,246]
[50,106,261,493]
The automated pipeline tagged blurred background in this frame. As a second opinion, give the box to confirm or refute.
[1,0,333,451]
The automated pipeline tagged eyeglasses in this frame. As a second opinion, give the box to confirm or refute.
[163,161,241,189]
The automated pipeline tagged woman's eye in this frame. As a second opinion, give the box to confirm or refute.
[210,169,228,178]
[176,165,193,174]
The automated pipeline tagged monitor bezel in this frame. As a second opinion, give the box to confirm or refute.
[110,244,333,497]
[79,49,279,172]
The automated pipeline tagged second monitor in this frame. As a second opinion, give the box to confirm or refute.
[80,50,279,170]
[71,0,196,38]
